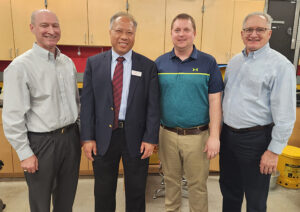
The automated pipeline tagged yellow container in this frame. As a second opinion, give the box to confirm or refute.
[277,145,300,189]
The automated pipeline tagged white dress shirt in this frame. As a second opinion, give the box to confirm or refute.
[2,43,80,160]
[223,43,296,154]
[111,49,132,120]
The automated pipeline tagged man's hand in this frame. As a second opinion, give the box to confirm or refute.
[260,150,279,175]
[140,142,155,159]
[82,140,97,161]
[21,155,38,173]
[203,136,220,160]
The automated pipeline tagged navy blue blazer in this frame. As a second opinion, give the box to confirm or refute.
[80,50,160,157]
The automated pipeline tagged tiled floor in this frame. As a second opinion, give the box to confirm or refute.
[0,174,299,211]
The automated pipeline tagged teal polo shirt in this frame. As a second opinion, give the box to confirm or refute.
[155,47,224,128]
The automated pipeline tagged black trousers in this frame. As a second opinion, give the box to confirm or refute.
[219,124,273,212]
[25,124,81,212]
[92,128,149,212]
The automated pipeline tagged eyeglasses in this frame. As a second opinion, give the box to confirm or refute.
[243,27,269,35]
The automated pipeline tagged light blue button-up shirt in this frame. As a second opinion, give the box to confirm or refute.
[223,43,296,154]
[111,49,132,120]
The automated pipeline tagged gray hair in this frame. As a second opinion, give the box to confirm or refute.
[109,12,137,29]
[242,12,273,29]
[31,9,58,25]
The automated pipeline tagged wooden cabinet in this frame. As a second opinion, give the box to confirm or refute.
[11,149,23,175]
[0,0,15,60]
[47,0,89,46]
[288,107,300,148]
[0,109,14,176]
[201,0,265,64]
[128,0,166,60]
[165,0,204,53]
[88,0,126,46]
[201,0,235,64]
[230,0,265,57]
[10,0,45,56]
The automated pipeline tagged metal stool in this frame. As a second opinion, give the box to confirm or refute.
[153,163,189,199]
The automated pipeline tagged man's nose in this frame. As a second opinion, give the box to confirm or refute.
[48,26,55,34]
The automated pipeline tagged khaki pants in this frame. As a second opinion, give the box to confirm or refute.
[159,127,210,212]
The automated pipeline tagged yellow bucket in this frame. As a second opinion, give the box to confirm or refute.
[277,145,300,189]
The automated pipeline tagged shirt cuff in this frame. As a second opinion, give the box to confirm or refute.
[267,139,287,155]
[17,146,34,161]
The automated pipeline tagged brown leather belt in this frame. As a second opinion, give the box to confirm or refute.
[161,124,208,135]
[224,123,274,133]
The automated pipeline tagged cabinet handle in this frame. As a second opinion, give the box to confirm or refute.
[15,48,19,56]
[91,34,93,44]
[9,48,13,58]
[84,33,87,44]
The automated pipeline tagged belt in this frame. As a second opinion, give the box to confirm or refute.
[161,124,208,135]
[224,123,274,133]
[29,123,77,135]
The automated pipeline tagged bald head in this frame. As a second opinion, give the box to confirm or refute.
[31,9,59,26]
[30,9,61,53]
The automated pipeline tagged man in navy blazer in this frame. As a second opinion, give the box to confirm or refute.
[80,12,160,212]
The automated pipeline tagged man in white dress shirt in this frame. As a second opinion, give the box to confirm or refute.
[2,9,81,212]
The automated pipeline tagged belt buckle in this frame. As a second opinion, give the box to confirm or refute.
[61,128,65,134]
[118,121,124,128]
[176,127,185,135]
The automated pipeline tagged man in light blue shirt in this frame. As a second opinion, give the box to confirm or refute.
[220,12,296,212]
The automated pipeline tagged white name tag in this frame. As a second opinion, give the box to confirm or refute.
[131,70,142,77]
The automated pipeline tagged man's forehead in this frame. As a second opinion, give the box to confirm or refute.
[35,12,58,23]
[245,15,267,26]
[174,19,191,26]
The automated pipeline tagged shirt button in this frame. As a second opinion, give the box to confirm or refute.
[109,124,112,128]
[110,107,114,111]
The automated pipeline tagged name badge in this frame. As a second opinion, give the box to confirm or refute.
[132,70,142,77]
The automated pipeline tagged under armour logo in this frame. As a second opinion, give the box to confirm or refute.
[192,68,198,72]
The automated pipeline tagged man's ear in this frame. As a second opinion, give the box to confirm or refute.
[30,24,34,33]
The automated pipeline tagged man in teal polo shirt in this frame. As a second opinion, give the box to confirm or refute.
[155,13,224,212]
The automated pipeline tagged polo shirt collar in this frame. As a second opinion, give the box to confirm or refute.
[170,45,198,60]
[32,42,61,61]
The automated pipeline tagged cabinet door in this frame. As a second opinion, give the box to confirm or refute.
[0,112,14,175]
[11,0,45,56]
[47,0,89,45]
[0,0,15,60]
[165,0,204,53]
[88,0,126,46]
[128,0,166,60]
[12,149,23,174]
[79,148,89,174]
[230,0,265,57]
[201,0,235,64]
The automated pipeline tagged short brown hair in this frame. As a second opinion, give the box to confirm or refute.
[171,13,196,31]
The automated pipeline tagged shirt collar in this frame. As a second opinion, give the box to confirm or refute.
[32,43,61,61]
[242,43,270,59]
[111,49,132,63]
[170,45,198,60]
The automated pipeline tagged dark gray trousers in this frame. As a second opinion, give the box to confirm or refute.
[25,124,81,212]
[219,124,273,212]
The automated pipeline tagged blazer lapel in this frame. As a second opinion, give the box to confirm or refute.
[127,51,142,108]
[103,50,113,104]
